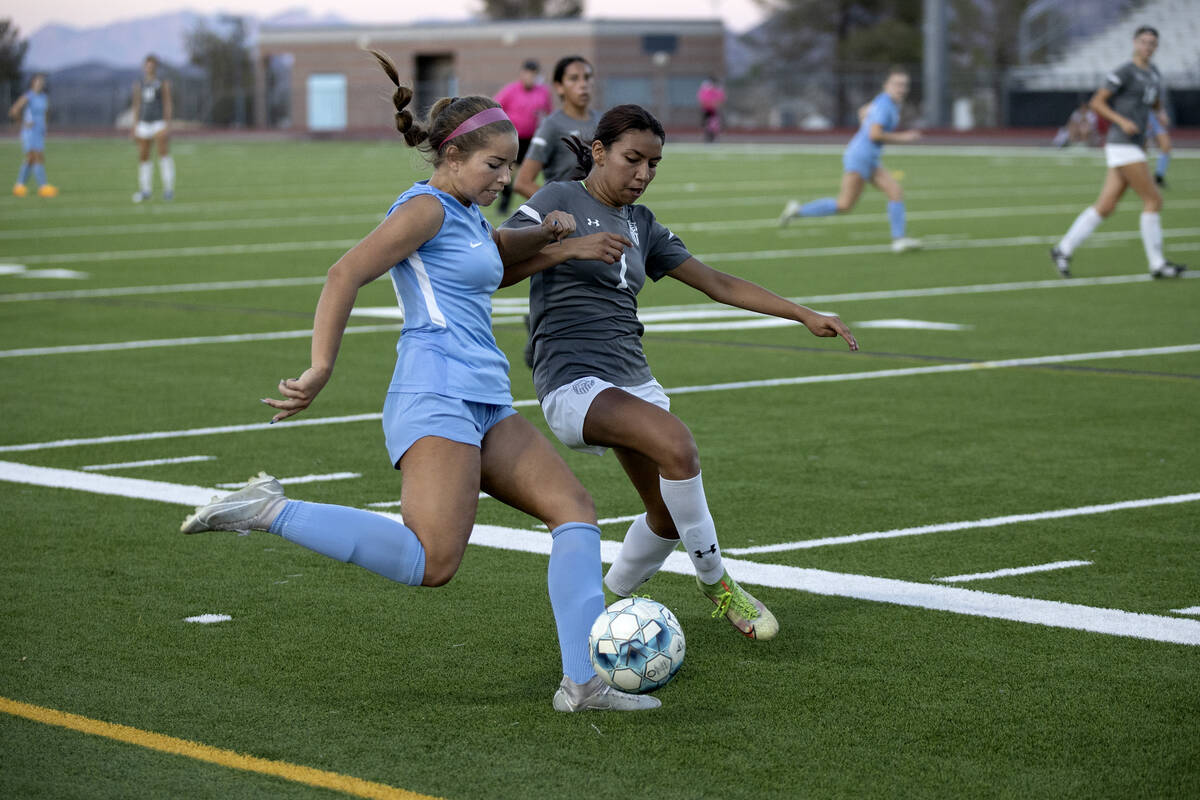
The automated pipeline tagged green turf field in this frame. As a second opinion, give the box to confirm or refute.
[2,136,1198,799]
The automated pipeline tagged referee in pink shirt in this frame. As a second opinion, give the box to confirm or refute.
[494,60,553,214]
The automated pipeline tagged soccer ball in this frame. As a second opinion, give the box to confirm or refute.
[588,597,685,694]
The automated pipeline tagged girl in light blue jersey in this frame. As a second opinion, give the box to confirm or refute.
[181,51,658,713]
[779,68,920,252]
[9,74,57,198]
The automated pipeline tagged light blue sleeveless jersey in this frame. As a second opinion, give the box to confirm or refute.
[23,91,48,131]
[385,181,512,405]
[844,92,899,165]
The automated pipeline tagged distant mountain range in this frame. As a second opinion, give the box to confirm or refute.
[25,7,349,71]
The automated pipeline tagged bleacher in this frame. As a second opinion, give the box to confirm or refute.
[1011,0,1200,90]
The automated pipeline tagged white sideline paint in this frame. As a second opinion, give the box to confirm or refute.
[0,458,1196,646]
[3,342,1198,455]
[8,238,360,266]
[82,455,215,471]
[0,324,404,359]
[936,560,1093,583]
[217,472,360,489]
[854,319,970,331]
[183,614,232,624]
[366,491,491,509]
[725,492,1200,554]
[1172,607,1200,615]
[0,276,329,304]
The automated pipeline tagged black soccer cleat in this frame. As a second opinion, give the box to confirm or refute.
[1155,173,1166,188]
[1049,246,1072,279]
[1151,261,1187,279]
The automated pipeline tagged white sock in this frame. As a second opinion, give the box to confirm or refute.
[603,514,679,597]
[1059,206,1103,256]
[159,156,175,192]
[658,473,724,585]
[1139,212,1165,270]
[138,161,153,194]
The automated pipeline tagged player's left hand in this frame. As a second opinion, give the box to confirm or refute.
[541,211,575,243]
[801,312,858,351]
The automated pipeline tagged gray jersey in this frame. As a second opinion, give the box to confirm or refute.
[138,78,165,123]
[1103,61,1161,147]
[525,110,600,183]
[503,180,693,400]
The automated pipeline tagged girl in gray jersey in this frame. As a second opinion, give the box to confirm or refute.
[130,54,175,202]
[503,105,858,641]
[513,55,600,201]
[1051,26,1185,279]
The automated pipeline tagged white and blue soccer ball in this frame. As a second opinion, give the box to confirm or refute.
[588,597,685,694]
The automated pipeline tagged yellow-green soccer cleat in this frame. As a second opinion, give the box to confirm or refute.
[698,571,778,641]
[180,472,286,534]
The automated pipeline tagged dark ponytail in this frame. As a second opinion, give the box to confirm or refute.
[566,104,666,180]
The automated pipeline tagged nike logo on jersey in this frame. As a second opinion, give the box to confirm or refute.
[469,241,485,248]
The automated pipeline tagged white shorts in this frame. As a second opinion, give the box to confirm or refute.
[541,376,670,456]
[134,120,168,139]
[1105,143,1146,168]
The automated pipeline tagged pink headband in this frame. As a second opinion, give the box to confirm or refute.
[439,107,512,151]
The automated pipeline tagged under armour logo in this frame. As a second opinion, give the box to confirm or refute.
[586,218,600,227]
[694,544,717,558]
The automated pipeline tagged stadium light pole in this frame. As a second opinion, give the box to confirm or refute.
[923,0,948,127]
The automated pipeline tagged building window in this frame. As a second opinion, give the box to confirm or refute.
[605,77,654,107]
[668,76,706,108]
[307,73,347,131]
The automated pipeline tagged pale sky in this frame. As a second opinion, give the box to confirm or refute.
[7,0,769,34]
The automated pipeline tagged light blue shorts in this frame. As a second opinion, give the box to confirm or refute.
[382,391,517,467]
[21,127,45,153]
[1146,113,1164,138]
[843,150,879,180]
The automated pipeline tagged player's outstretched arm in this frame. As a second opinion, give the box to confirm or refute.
[493,210,574,266]
[669,257,858,350]
[499,231,631,287]
[8,94,27,120]
[262,195,443,422]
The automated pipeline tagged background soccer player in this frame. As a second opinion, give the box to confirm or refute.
[1050,26,1185,279]
[9,73,56,198]
[131,54,175,202]
[493,59,552,215]
[779,67,921,253]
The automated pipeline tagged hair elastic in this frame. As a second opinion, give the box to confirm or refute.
[439,107,512,151]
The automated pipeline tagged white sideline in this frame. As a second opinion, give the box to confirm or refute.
[82,455,215,471]
[2,342,1198,454]
[725,492,1200,555]
[0,459,1196,647]
[935,560,1093,583]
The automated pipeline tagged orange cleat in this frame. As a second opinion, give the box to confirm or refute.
[13,184,28,197]
[37,184,58,198]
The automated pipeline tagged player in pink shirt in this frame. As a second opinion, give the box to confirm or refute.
[495,60,553,214]
[697,77,726,142]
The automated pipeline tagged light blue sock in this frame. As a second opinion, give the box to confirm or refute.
[17,163,30,185]
[269,500,426,585]
[799,197,838,217]
[1156,153,1170,178]
[547,522,604,683]
[32,164,47,186]
[887,200,906,239]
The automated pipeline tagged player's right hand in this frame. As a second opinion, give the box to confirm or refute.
[568,232,632,264]
[1118,118,1139,136]
[262,366,331,423]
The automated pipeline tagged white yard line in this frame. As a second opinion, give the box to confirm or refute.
[725,492,1200,555]
[81,455,215,471]
[1,458,1196,646]
[935,560,1093,583]
[1172,607,1200,615]
[216,472,360,488]
[3,343,1197,454]
[0,276,329,304]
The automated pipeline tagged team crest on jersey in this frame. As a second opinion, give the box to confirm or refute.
[627,220,640,246]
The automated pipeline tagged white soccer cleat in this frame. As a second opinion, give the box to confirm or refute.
[890,237,922,253]
[180,472,287,534]
[132,191,150,203]
[551,674,661,712]
[1151,261,1187,279]
[778,200,800,227]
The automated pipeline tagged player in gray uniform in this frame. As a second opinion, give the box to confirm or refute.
[1051,26,1185,279]
[130,54,175,202]
[502,105,858,641]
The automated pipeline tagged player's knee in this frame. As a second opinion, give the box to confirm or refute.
[421,550,464,587]
[547,483,596,529]
[1145,195,1162,213]
[657,429,701,479]
[835,199,855,213]
[646,510,678,539]
[1094,202,1115,218]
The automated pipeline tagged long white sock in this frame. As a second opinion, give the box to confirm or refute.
[1059,206,1103,256]
[658,473,724,585]
[1140,212,1165,270]
[159,155,175,192]
[603,514,679,597]
[138,161,153,194]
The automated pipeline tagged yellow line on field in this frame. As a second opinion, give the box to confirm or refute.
[0,696,439,800]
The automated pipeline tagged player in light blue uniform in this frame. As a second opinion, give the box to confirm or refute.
[9,74,56,197]
[779,68,920,252]
[181,52,659,713]
[1145,109,1171,187]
